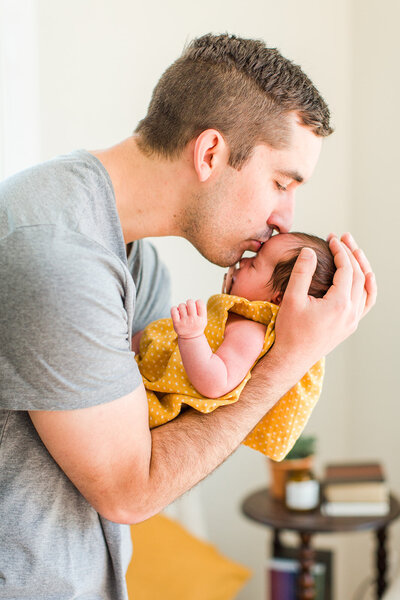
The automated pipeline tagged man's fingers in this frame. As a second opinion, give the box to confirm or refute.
[340,232,359,253]
[353,247,372,274]
[283,247,317,303]
[340,232,377,318]
[341,243,365,318]
[363,271,377,317]
[325,237,352,302]
[341,232,373,276]
[326,232,336,243]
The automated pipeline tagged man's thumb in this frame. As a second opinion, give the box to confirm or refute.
[284,247,317,300]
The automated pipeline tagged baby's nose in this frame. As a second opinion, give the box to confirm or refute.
[239,257,250,268]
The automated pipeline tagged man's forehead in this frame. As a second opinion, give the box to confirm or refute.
[271,121,323,182]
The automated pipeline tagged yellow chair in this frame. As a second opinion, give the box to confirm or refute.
[126,513,251,600]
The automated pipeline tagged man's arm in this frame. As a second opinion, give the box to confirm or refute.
[29,348,295,525]
[29,234,377,525]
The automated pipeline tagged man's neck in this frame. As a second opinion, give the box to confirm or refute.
[89,136,188,244]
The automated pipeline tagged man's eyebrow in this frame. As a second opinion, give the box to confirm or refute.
[277,169,304,183]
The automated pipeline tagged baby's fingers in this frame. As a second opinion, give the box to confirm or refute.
[170,306,180,323]
[196,299,207,318]
[178,303,189,319]
[186,299,197,317]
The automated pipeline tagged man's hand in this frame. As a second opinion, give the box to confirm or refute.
[27,233,377,527]
[270,231,377,373]
[171,299,207,339]
[327,231,376,319]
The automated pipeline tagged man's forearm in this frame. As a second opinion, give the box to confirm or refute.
[120,234,377,523]
[126,346,307,523]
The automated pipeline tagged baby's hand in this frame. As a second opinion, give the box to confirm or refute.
[171,299,207,339]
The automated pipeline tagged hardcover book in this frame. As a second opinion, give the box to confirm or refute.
[324,462,385,483]
[269,545,333,600]
[321,461,390,515]
[268,557,326,600]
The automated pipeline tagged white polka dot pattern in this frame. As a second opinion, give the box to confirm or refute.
[135,293,325,461]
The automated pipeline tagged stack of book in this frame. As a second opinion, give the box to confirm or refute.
[320,462,390,517]
[267,545,333,600]
[268,557,326,600]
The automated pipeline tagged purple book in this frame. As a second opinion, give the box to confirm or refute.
[269,558,298,599]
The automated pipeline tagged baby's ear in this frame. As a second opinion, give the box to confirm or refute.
[271,292,283,306]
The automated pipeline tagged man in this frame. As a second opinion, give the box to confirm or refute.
[0,34,376,599]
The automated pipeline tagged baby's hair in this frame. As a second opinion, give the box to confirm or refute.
[268,233,335,299]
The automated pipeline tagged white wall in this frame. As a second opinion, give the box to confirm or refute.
[0,0,41,178]
[3,0,398,598]
[345,1,400,596]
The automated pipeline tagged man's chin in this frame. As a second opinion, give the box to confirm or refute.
[198,247,242,269]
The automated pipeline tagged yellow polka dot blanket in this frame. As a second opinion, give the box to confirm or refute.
[135,293,324,461]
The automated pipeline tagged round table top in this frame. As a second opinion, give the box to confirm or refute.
[241,488,400,534]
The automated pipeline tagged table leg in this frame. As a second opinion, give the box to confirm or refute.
[298,532,316,600]
[272,528,282,556]
[376,527,387,599]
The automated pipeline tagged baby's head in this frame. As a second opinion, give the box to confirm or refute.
[226,232,336,304]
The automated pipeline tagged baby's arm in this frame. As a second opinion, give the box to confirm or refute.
[171,299,266,399]
[131,330,143,354]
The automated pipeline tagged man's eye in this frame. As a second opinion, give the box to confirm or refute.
[276,182,287,192]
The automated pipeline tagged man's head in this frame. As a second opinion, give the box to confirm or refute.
[135,33,332,166]
[134,34,333,266]
[228,232,336,304]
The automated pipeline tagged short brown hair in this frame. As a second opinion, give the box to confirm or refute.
[269,233,335,299]
[135,33,333,169]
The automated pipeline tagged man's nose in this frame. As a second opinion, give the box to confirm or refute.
[267,191,295,234]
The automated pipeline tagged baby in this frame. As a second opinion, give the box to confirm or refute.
[136,232,335,460]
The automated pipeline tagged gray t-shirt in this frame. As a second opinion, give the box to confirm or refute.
[0,150,171,599]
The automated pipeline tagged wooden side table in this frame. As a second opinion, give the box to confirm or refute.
[241,488,400,600]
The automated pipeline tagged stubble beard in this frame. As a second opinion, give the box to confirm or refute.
[180,180,243,268]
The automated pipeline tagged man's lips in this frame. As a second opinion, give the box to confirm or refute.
[249,240,263,252]
[248,229,274,251]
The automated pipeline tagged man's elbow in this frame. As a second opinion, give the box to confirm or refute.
[96,492,160,525]
[101,507,152,525]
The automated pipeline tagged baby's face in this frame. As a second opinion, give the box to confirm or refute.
[225,233,298,303]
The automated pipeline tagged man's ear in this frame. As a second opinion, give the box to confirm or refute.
[193,129,228,183]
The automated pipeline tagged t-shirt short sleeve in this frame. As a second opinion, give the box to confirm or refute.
[128,239,172,334]
[0,225,142,411]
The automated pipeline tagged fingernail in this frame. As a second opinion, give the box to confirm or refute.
[301,248,314,259]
